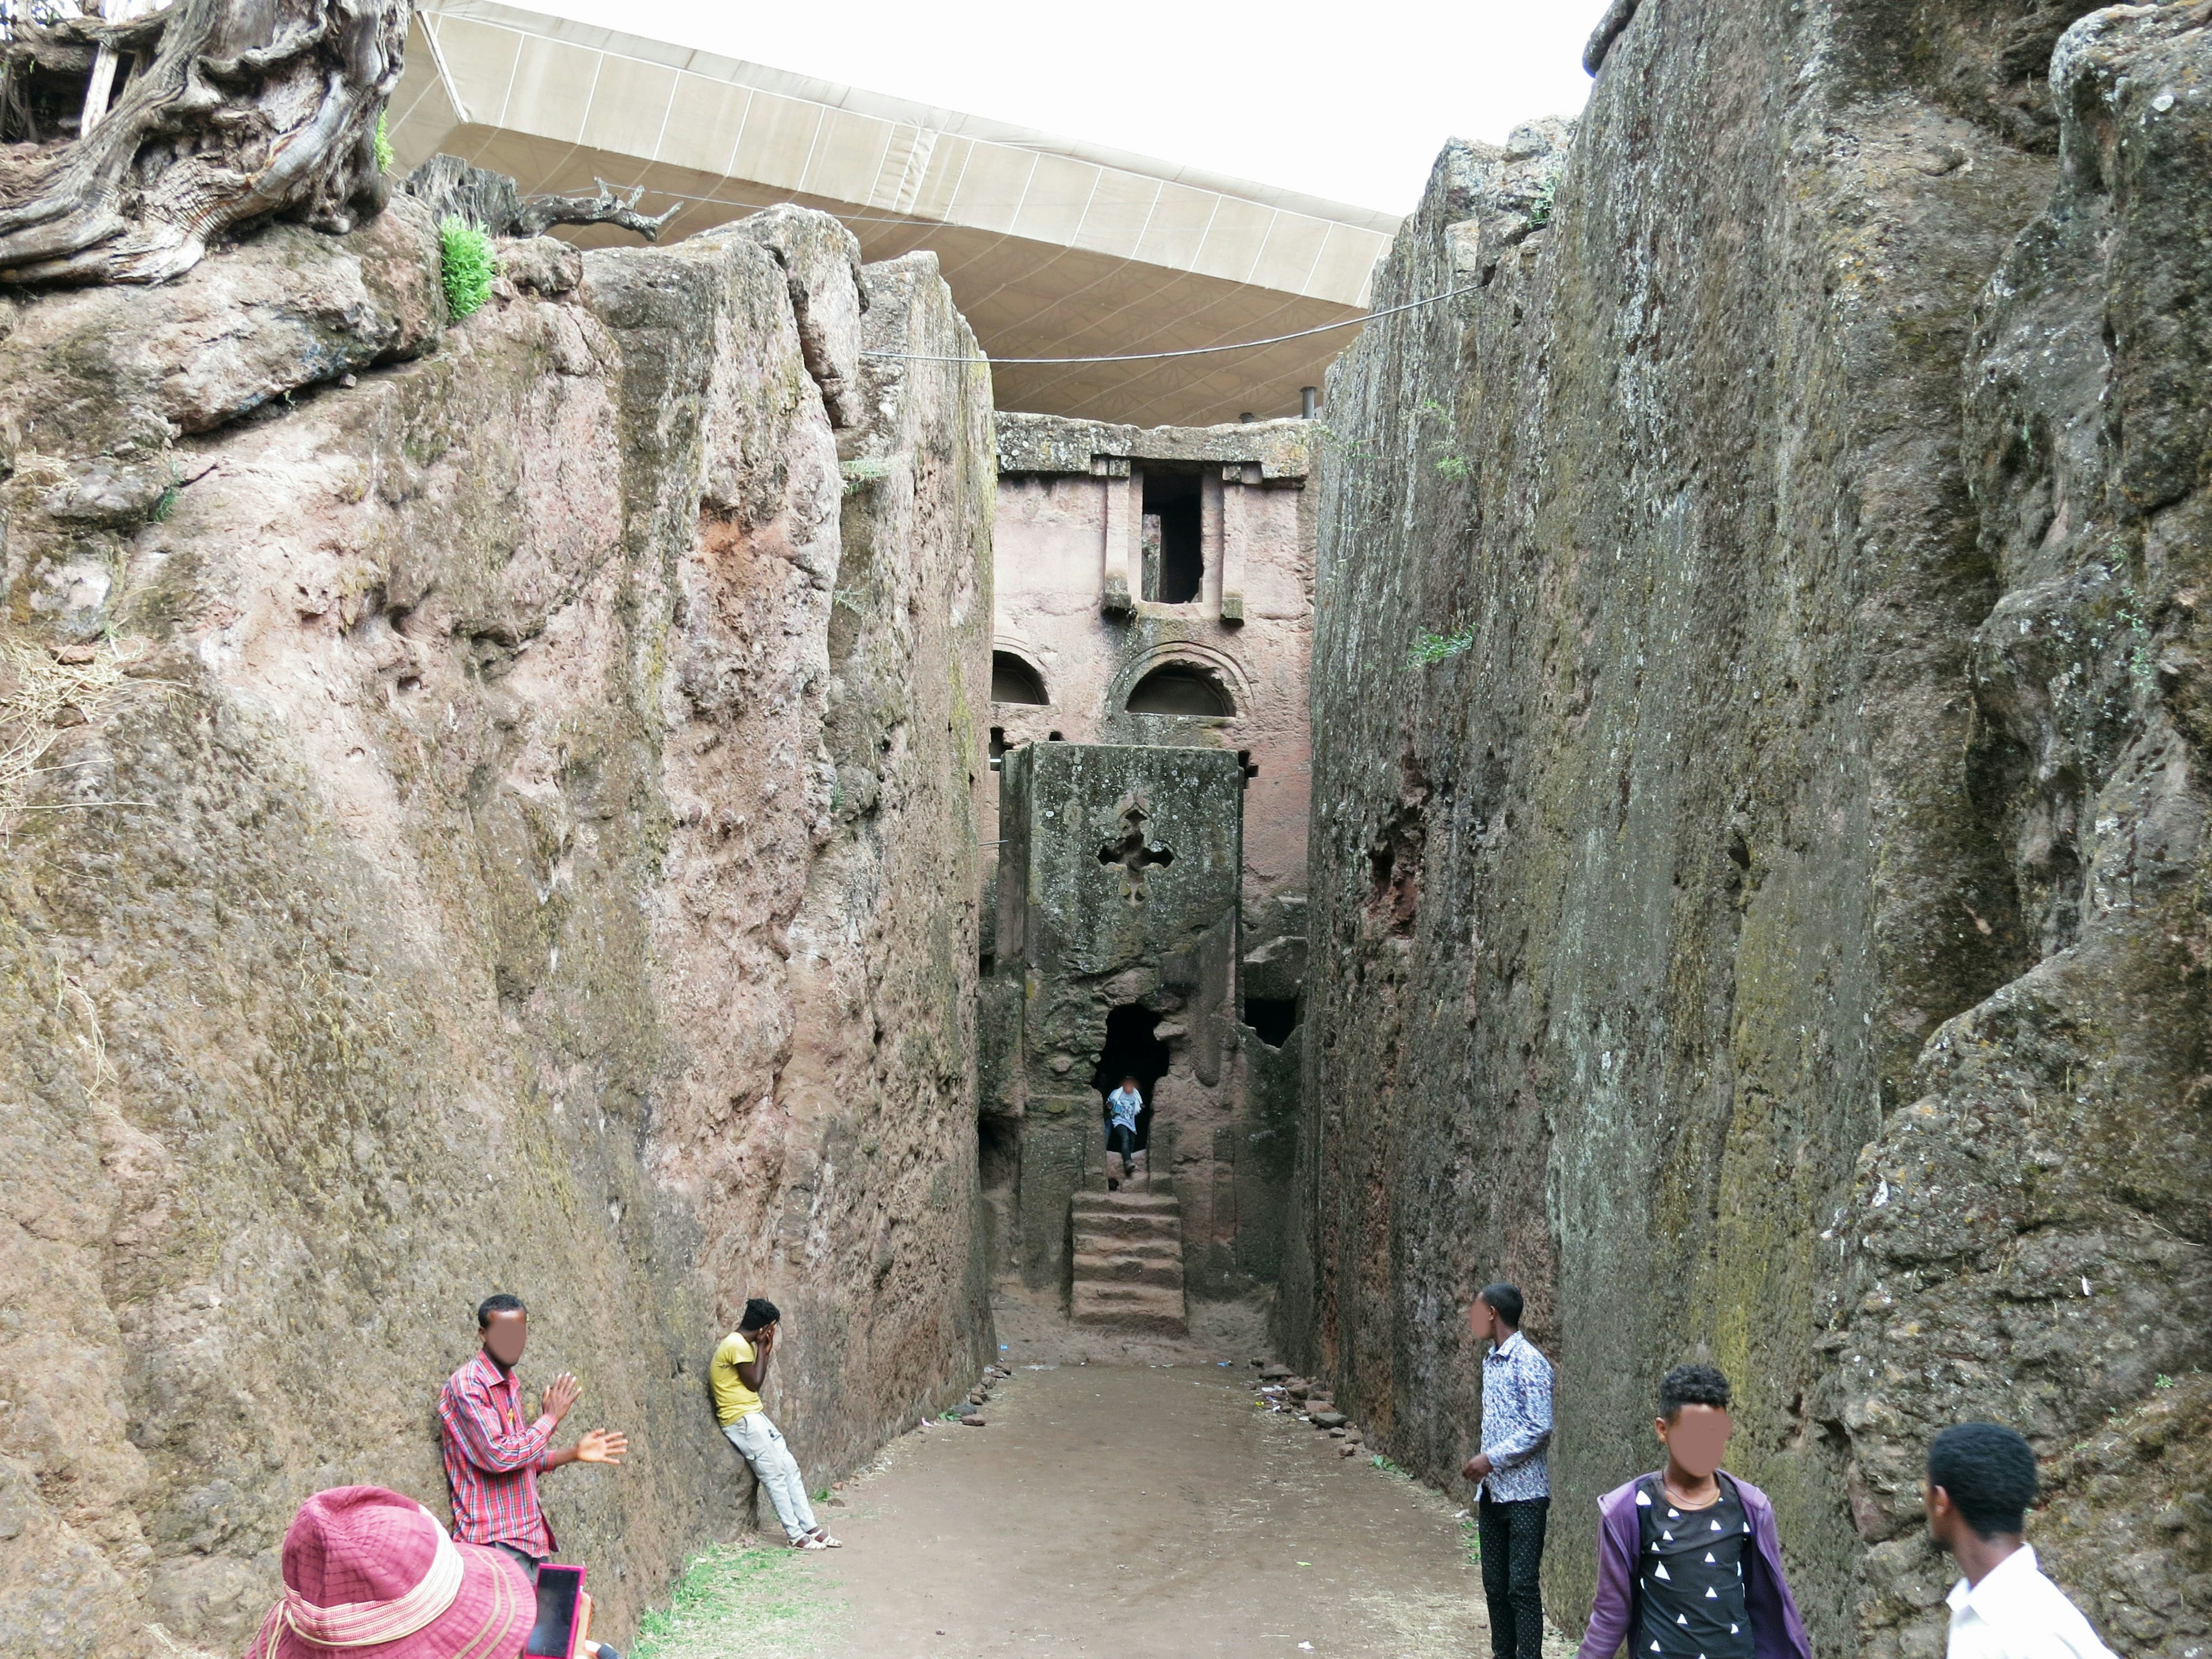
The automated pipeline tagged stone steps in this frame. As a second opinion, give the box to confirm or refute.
[1069,1189,1187,1335]
[1070,1248,1185,1287]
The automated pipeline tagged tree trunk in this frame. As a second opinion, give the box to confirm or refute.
[0,0,407,285]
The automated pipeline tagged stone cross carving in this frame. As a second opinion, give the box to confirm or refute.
[1098,801,1175,905]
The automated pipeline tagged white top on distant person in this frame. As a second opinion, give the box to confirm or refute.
[1105,1076,1143,1188]
[1925,1421,2117,1659]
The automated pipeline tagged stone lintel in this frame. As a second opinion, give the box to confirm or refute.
[998,411,1313,482]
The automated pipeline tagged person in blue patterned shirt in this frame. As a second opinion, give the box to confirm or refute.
[1461,1282,1555,1659]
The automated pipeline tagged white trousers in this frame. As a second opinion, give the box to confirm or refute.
[722,1413,817,1543]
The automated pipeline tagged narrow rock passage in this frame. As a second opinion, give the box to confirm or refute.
[796,1363,1493,1658]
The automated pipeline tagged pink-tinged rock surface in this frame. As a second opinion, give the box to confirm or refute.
[0,203,992,1656]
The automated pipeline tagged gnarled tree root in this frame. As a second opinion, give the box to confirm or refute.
[0,0,407,286]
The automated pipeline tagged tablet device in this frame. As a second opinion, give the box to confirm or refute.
[525,1563,588,1659]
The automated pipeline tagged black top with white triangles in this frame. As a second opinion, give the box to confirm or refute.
[1635,1474,1755,1659]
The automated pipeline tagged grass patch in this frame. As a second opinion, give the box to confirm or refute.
[632,1540,841,1659]
[1369,1453,1409,1476]
[840,457,891,496]
[1407,628,1475,669]
[440,217,496,320]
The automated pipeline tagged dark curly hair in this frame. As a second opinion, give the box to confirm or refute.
[1658,1363,1732,1421]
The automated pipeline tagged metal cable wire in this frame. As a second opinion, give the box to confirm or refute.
[859,283,1476,366]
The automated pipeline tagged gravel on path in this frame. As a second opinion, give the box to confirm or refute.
[797,1361,1493,1659]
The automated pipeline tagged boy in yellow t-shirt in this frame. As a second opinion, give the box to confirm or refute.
[710,1298,839,1550]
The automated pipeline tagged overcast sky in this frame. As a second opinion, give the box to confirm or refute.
[518,0,1612,215]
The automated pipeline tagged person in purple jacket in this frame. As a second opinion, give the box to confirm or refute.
[1577,1365,1813,1659]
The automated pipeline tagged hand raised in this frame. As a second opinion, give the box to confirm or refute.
[543,1372,582,1423]
[575,1429,628,1465]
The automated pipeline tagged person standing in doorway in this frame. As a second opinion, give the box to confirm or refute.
[711,1297,842,1550]
[1105,1074,1144,1190]
[1927,1421,2116,1659]
[1461,1282,1554,1659]
[1577,1364,1811,1659]
[438,1292,628,1584]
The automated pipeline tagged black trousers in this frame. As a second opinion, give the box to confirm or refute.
[1479,1494,1549,1659]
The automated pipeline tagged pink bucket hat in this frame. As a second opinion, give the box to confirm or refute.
[243,1486,535,1659]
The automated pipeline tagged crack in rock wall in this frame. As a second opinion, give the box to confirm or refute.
[1290,3,2209,1657]
[0,197,994,1657]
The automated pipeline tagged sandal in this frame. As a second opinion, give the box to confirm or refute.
[809,1528,844,1548]
[792,1533,831,1550]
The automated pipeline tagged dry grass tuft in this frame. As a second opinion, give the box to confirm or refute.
[145,1624,229,1659]
[0,635,155,837]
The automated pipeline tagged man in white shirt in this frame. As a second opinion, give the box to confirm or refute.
[1927,1421,2118,1659]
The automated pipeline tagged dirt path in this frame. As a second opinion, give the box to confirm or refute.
[798,1362,1490,1658]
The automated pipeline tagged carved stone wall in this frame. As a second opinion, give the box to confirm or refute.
[1291,5,2209,1657]
[0,199,994,1657]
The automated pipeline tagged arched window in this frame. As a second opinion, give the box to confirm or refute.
[991,651,1049,705]
[1126,663,1235,717]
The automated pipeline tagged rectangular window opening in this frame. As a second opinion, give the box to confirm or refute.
[1139,467,1203,604]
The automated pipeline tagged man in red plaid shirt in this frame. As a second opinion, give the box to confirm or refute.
[438,1292,628,1580]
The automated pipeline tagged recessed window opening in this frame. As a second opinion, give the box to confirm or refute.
[991,651,1048,705]
[1140,468,1203,604]
[1127,662,1234,717]
[1244,997,1300,1049]
[977,1115,1020,1191]
[1091,1003,1170,1152]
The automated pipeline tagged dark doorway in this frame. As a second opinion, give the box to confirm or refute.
[991,652,1048,704]
[1244,997,1300,1048]
[1091,1002,1169,1150]
[1139,468,1203,604]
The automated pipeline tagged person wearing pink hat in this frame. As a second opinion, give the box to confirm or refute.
[243,1484,544,1659]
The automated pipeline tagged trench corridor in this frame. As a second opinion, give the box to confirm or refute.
[638,1353,1565,1659]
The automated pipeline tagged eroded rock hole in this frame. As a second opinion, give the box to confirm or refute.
[1090,1002,1169,1150]
[1244,996,1300,1048]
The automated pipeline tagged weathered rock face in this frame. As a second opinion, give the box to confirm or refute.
[1291,3,2208,1657]
[0,196,993,1657]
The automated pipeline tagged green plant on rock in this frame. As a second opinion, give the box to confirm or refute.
[373,110,395,173]
[440,217,495,320]
[1527,171,1560,229]
[840,456,891,495]
[148,461,184,523]
[1408,628,1476,669]
[1435,454,1469,480]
